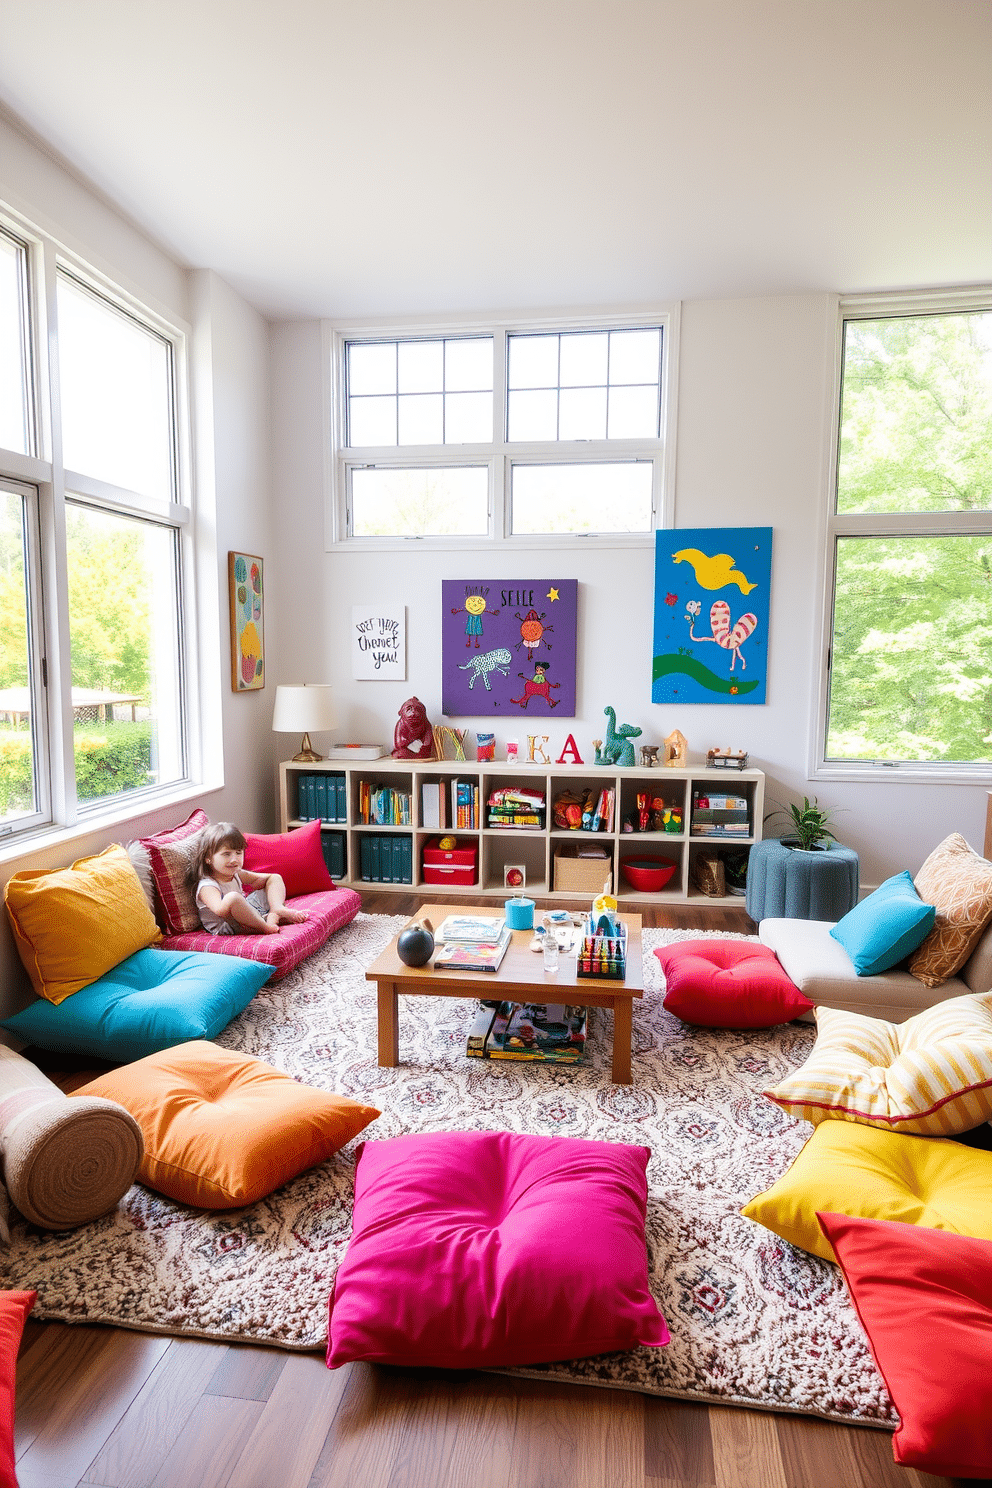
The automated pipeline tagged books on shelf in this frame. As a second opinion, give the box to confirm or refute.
[295,772,347,823]
[691,790,750,836]
[467,1001,589,1062]
[486,786,546,829]
[359,834,412,883]
[320,832,346,878]
[421,781,441,829]
[435,914,506,944]
[358,780,412,826]
[433,926,513,973]
[454,778,480,830]
[589,787,615,833]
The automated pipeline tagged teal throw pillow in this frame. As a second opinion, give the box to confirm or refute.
[1,947,271,1062]
[829,871,936,977]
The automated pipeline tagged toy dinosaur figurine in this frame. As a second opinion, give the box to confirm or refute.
[594,706,642,767]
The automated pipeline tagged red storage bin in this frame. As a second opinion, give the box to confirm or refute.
[422,837,478,885]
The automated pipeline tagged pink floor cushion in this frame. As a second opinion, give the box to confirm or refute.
[655,939,814,1028]
[326,1130,670,1370]
[818,1212,992,1478]
[161,887,360,981]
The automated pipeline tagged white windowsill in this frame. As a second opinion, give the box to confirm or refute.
[0,779,224,870]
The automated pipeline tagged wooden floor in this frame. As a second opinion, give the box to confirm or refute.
[14,892,983,1488]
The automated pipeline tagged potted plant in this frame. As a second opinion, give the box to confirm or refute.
[767,796,838,851]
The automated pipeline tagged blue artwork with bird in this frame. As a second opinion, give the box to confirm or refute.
[652,527,772,705]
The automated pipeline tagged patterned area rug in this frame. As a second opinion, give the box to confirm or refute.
[0,913,894,1426]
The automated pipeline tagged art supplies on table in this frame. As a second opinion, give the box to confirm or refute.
[576,909,628,981]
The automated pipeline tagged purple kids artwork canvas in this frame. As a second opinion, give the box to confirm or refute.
[442,580,577,717]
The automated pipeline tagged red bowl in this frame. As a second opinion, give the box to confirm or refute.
[620,857,678,892]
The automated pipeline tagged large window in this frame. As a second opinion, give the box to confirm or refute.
[823,298,992,770]
[333,315,674,542]
[0,213,191,842]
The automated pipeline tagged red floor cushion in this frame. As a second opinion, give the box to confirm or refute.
[160,886,360,981]
[655,939,813,1028]
[818,1212,992,1479]
[243,819,335,897]
[326,1131,670,1370]
[0,1290,35,1488]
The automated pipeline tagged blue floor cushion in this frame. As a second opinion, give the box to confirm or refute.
[1,948,272,1062]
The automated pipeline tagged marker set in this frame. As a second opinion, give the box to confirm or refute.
[576,913,627,982]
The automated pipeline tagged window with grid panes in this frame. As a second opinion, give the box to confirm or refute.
[334,316,672,541]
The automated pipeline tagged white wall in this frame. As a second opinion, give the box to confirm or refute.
[270,297,991,891]
[0,121,276,1015]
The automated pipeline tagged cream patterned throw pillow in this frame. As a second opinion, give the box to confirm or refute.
[909,834,992,988]
[764,994,992,1136]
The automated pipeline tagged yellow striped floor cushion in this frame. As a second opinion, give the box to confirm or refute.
[764,993,992,1136]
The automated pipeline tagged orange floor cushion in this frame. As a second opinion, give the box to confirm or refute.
[73,1040,379,1209]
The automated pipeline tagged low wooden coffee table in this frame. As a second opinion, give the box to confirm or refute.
[365,905,644,1084]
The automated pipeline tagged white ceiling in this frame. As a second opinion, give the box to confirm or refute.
[0,0,990,321]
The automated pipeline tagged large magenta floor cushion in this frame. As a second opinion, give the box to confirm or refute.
[160,887,360,980]
[326,1130,669,1370]
[655,939,813,1028]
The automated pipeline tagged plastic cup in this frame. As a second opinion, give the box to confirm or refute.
[542,935,560,972]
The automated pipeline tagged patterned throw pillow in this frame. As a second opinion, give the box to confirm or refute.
[764,993,992,1136]
[909,834,992,988]
[141,809,209,935]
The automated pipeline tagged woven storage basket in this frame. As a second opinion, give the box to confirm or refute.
[553,848,612,893]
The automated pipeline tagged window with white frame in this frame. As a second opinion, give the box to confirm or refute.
[0,213,191,842]
[333,316,673,541]
[822,296,992,770]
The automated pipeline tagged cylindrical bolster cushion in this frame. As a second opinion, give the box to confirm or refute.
[0,1047,143,1230]
[4,1094,143,1230]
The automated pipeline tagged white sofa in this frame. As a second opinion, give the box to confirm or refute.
[758,916,992,1023]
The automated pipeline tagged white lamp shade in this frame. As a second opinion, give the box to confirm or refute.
[272,684,338,735]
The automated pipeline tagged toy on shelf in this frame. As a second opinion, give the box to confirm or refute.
[556,734,583,765]
[664,729,688,767]
[637,793,651,831]
[392,698,436,760]
[707,747,749,770]
[639,745,660,768]
[594,707,642,768]
[552,791,584,830]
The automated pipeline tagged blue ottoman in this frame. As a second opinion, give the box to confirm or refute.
[746,838,859,922]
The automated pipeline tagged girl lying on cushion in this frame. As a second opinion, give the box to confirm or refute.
[191,822,309,936]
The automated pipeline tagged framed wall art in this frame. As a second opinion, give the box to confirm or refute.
[229,551,265,691]
[351,604,407,680]
[652,527,772,705]
[441,580,578,717]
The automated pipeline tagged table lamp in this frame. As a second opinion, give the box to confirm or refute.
[272,684,337,762]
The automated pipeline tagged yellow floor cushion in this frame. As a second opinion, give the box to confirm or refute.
[742,1119,992,1262]
[73,1040,379,1209]
[5,844,161,1005]
[764,993,992,1136]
